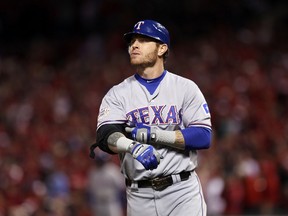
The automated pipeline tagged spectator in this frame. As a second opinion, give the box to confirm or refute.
[87,149,125,216]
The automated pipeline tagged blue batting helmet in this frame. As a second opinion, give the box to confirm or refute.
[123,20,170,48]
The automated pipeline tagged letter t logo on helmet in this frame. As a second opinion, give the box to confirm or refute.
[135,21,145,30]
[123,20,170,48]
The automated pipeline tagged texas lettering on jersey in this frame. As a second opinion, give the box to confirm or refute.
[126,105,182,126]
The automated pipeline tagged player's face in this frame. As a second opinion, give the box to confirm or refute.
[128,36,159,67]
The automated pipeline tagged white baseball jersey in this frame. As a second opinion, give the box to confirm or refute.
[97,70,211,181]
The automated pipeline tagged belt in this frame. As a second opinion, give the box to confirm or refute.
[125,170,193,191]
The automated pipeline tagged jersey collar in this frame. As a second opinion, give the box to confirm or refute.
[134,70,167,95]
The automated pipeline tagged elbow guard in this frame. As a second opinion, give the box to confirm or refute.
[90,124,126,158]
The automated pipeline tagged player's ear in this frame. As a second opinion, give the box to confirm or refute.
[158,44,168,57]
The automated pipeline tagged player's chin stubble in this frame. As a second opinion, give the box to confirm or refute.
[130,52,157,68]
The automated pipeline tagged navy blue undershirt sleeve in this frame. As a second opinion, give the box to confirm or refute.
[181,127,212,150]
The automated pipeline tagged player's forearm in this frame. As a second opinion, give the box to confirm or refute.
[153,130,185,150]
[154,127,211,150]
[107,132,135,153]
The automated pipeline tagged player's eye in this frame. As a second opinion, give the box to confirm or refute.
[129,36,154,46]
[129,38,136,46]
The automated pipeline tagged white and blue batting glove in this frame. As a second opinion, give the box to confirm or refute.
[128,142,161,170]
[126,123,157,144]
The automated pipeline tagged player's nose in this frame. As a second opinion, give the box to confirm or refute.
[130,39,141,48]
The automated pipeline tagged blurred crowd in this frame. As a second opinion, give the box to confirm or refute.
[0,0,288,215]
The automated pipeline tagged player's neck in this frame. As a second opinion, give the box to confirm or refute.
[136,63,165,79]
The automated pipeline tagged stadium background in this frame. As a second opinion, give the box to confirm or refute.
[0,0,288,215]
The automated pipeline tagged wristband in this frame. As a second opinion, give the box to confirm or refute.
[154,130,176,145]
[116,136,135,152]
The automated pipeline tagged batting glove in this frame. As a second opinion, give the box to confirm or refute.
[125,123,157,144]
[128,142,161,170]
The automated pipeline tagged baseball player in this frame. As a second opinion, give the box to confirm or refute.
[90,19,212,216]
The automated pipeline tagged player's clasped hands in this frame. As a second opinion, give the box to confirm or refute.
[126,123,162,170]
[129,142,162,170]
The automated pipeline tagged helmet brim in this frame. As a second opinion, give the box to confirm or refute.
[123,32,165,46]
